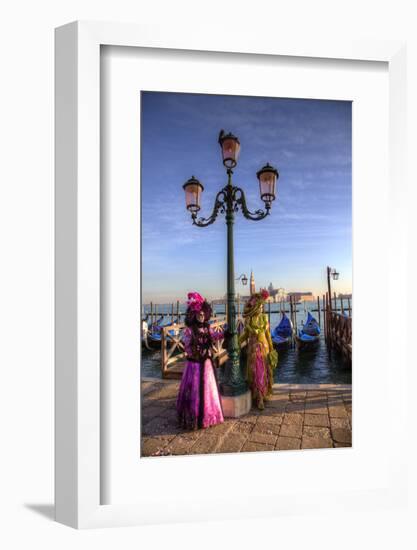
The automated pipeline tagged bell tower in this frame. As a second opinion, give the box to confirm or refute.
[250,270,256,296]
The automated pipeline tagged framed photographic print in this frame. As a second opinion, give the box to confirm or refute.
[55,21,407,528]
[139,90,353,458]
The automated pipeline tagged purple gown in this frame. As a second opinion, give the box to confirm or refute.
[176,326,224,429]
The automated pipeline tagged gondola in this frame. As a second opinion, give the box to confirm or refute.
[271,313,293,348]
[141,318,153,351]
[147,317,181,349]
[296,312,320,349]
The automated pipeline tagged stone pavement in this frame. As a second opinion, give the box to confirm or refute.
[141,379,352,457]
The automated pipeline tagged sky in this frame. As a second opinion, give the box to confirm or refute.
[141,92,352,303]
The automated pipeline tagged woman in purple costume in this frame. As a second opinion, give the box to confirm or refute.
[176,292,224,430]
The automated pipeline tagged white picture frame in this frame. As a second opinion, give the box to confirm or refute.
[55,21,407,529]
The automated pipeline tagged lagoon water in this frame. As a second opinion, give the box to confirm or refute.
[141,302,352,384]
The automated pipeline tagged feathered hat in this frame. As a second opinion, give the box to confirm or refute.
[185,291,213,325]
[243,289,269,317]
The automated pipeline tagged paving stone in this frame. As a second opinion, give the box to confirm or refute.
[285,402,305,413]
[335,392,350,399]
[330,416,350,430]
[141,382,159,396]
[249,431,277,446]
[301,436,333,449]
[146,385,178,400]
[232,422,254,435]
[143,382,164,392]
[252,421,281,436]
[141,417,167,436]
[332,428,352,444]
[304,402,328,415]
[240,413,261,424]
[334,441,352,448]
[303,426,332,440]
[257,411,283,423]
[306,391,326,398]
[265,400,287,412]
[206,420,236,435]
[142,404,170,420]
[282,413,304,426]
[302,425,333,449]
[289,391,306,402]
[180,429,204,441]
[271,392,290,401]
[142,415,183,437]
[141,436,173,457]
[241,441,274,453]
[275,436,301,450]
[168,436,198,455]
[328,404,348,418]
[304,413,330,427]
[157,398,177,408]
[329,393,345,399]
[215,433,248,453]
[280,422,303,438]
[189,435,219,455]
[159,407,178,421]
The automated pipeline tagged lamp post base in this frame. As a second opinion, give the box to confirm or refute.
[221,390,252,418]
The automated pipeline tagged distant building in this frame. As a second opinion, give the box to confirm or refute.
[267,282,280,300]
[250,270,256,296]
[338,293,352,299]
[287,291,314,302]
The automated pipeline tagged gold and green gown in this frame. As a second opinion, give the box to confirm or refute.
[239,310,278,409]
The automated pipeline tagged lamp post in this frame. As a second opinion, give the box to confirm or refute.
[183,130,279,411]
[236,274,248,287]
[326,266,340,312]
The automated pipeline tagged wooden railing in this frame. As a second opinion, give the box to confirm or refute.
[160,320,229,379]
[326,311,352,360]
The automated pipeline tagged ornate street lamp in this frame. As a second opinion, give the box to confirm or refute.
[236,274,248,286]
[218,130,240,168]
[256,163,278,209]
[183,130,279,407]
[326,266,340,311]
[183,176,204,213]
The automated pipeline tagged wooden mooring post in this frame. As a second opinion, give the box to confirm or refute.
[317,295,321,326]
[294,295,296,326]
[293,296,298,346]
[325,293,329,343]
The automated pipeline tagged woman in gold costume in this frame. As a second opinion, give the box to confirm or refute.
[239,289,278,409]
